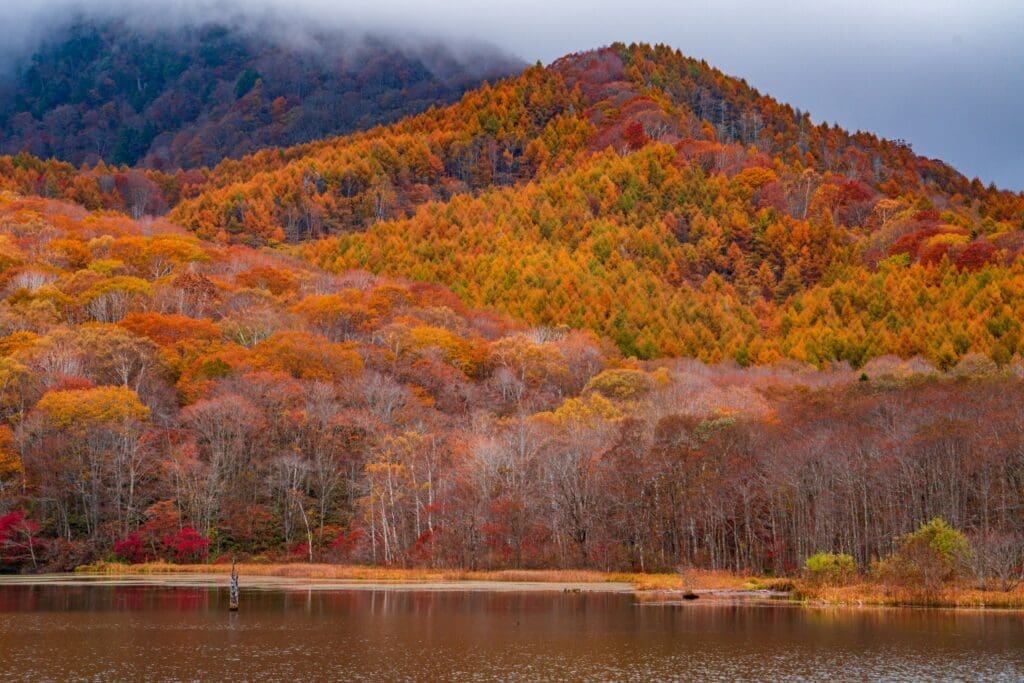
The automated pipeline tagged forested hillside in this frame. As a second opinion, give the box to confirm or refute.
[1,41,1024,580]
[3,45,1024,369]
[168,44,1024,367]
[2,46,1024,370]
[0,20,521,169]
[0,190,1021,574]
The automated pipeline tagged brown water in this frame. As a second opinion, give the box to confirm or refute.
[1,581,1023,681]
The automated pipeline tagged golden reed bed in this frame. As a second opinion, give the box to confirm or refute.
[77,561,761,591]
[76,562,1024,607]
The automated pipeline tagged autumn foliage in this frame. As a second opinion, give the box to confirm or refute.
[0,41,1023,580]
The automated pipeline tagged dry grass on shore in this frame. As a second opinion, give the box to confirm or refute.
[74,562,1024,608]
[796,582,1024,609]
[76,561,764,591]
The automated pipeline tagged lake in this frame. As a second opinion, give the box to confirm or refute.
[1,577,1023,681]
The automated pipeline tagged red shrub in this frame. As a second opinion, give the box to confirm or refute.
[0,509,42,567]
[287,540,311,559]
[113,533,149,564]
[888,228,940,260]
[163,527,210,563]
[329,529,364,559]
[623,121,649,151]
[956,241,996,271]
[919,242,952,265]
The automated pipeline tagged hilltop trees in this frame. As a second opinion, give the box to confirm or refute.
[168,63,586,243]
[303,143,1024,365]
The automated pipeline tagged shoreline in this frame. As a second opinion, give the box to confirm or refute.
[4,562,789,598]
[0,572,638,594]
[0,571,792,603]
[2,563,1020,610]
[69,561,738,591]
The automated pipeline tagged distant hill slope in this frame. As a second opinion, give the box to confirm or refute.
[165,44,1024,248]
[165,44,1024,366]
[3,42,1024,368]
[0,20,522,169]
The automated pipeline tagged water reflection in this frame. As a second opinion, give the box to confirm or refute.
[0,585,1022,681]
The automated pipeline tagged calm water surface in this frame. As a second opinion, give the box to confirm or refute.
[1,581,1023,681]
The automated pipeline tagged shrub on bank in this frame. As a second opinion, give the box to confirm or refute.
[803,552,856,586]
[875,518,971,593]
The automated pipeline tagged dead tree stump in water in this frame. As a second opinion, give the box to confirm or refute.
[229,559,240,611]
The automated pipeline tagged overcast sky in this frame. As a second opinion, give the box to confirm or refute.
[5,0,1023,190]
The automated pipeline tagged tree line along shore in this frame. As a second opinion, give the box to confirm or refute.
[70,517,1024,610]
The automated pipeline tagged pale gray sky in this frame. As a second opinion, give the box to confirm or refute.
[4,0,1023,189]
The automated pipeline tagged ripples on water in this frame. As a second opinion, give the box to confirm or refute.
[1,584,1023,681]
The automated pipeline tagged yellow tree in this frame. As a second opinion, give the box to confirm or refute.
[30,386,151,539]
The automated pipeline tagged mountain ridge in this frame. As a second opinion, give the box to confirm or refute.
[0,19,523,169]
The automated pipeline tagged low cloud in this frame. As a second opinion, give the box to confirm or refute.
[2,0,1022,189]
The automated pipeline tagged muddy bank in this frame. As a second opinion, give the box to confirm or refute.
[0,573,637,593]
[0,573,798,601]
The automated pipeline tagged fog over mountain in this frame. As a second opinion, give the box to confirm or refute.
[1,0,1022,188]
[0,2,524,168]
[0,0,521,81]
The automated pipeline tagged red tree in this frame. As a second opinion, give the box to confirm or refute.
[0,510,41,569]
[623,121,649,151]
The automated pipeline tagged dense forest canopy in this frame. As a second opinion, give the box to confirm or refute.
[0,191,1021,575]
[1,39,1023,580]
[4,44,1023,369]
[178,44,1024,367]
